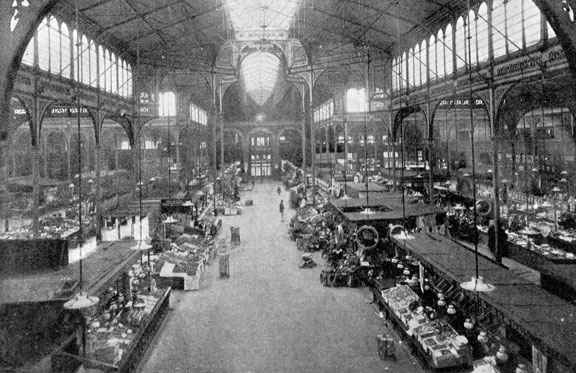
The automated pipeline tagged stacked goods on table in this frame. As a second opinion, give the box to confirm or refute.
[380,285,472,369]
[0,216,83,240]
[84,265,164,366]
[151,233,214,290]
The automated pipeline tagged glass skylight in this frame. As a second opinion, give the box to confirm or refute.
[241,52,280,106]
[227,0,299,39]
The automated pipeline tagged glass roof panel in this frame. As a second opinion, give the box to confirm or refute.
[227,0,299,39]
[241,52,280,106]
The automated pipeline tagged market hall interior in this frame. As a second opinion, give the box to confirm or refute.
[4,1,576,372]
[136,181,424,373]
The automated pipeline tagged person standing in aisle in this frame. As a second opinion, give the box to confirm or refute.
[279,200,285,221]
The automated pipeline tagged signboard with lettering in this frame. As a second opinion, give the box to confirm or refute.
[45,106,91,118]
[161,199,193,214]
[236,29,288,41]
[139,92,156,117]
[437,97,485,109]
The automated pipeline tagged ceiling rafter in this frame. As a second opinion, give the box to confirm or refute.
[100,0,184,32]
[124,2,226,46]
[80,0,116,12]
[306,7,395,39]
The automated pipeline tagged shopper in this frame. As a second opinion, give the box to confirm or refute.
[279,200,285,221]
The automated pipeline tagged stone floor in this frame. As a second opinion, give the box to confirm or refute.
[137,180,426,373]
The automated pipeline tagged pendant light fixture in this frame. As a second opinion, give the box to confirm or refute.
[63,1,99,357]
[460,0,494,293]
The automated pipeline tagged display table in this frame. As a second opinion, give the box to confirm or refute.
[378,285,472,370]
[158,261,202,290]
[51,287,171,372]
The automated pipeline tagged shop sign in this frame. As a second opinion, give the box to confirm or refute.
[46,106,91,118]
[494,45,565,77]
[437,98,485,109]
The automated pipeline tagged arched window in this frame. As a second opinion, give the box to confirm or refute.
[81,35,90,85]
[507,0,523,52]
[392,57,399,90]
[48,16,61,75]
[89,40,97,87]
[419,41,427,86]
[346,88,367,113]
[37,18,50,71]
[22,35,34,66]
[436,29,445,78]
[159,92,176,116]
[492,0,507,58]
[524,0,541,46]
[107,51,114,93]
[401,51,408,89]
[468,9,478,67]
[429,35,437,80]
[61,23,71,78]
[455,16,466,70]
[99,46,106,89]
[476,3,489,63]
[111,53,118,94]
[445,24,453,76]
[127,63,133,97]
[120,60,126,97]
[408,48,415,88]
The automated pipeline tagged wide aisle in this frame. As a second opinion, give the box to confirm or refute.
[138,181,424,373]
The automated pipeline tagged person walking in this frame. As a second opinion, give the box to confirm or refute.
[277,185,282,195]
[279,200,285,221]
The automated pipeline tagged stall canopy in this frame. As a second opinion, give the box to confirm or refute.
[392,232,576,371]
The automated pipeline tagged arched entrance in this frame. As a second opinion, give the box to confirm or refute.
[249,131,272,177]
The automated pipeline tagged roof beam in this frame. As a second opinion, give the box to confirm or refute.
[101,0,184,32]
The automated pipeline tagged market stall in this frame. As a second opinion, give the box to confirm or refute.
[388,232,576,373]
[51,241,171,372]
[378,284,472,370]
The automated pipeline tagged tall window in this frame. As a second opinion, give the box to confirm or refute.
[429,35,437,80]
[524,0,541,46]
[61,23,71,78]
[401,52,408,89]
[420,40,428,84]
[468,9,478,67]
[48,16,61,75]
[436,29,445,79]
[37,18,50,71]
[22,35,34,66]
[507,0,523,52]
[476,4,489,63]
[80,35,90,85]
[346,88,367,113]
[445,24,454,76]
[408,48,415,88]
[492,0,507,58]
[89,40,97,87]
[455,16,466,70]
[159,92,176,116]
[99,46,106,90]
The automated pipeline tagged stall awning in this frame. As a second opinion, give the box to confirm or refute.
[392,232,576,370]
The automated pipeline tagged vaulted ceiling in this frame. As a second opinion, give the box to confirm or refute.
[48,0,469,117]
[51,0,466,70]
